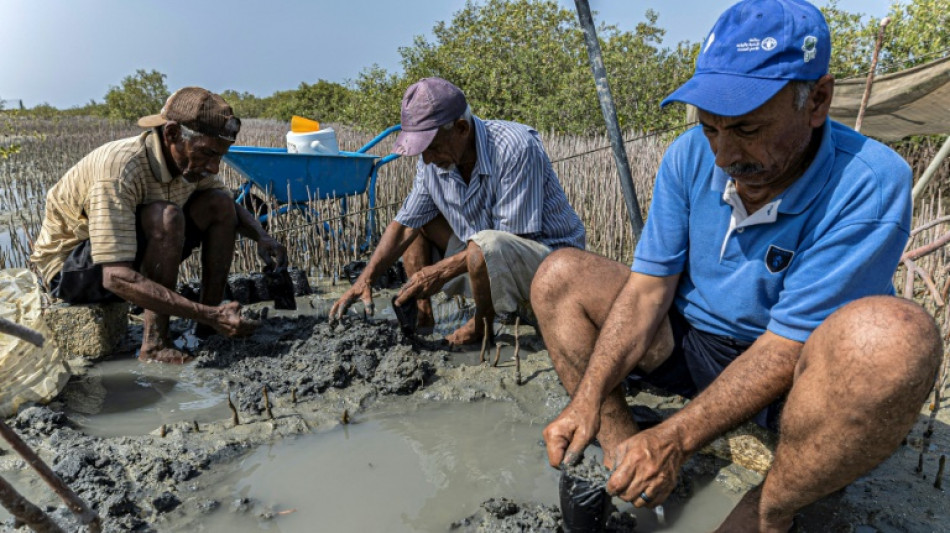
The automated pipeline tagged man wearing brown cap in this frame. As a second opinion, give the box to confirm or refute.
[31,87,287,363]
[331,78,585,345]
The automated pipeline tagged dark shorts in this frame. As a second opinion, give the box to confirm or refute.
[627,308,785,431]
[49,203,203,304]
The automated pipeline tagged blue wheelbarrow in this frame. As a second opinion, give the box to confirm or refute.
[222,125,402,250]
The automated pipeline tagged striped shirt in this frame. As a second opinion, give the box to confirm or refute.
[30,130,226,282]
[395,117,585,250]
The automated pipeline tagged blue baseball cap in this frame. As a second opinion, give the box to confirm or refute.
[662,0,831,117]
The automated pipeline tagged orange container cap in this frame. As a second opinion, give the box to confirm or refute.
[290,115,321,132]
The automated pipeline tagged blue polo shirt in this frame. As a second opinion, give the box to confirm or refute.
[633,120,911,343]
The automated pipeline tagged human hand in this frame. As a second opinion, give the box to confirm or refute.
[257,235,288,270]
[542,400,602,469]
[212,301,259,337]
[606,423,687,508]
[329,279,374,322]
[395,266,444,305]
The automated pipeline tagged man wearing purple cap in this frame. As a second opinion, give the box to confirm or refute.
[532,0,940,530]
[32,87,287,363]
[330,77,585,345]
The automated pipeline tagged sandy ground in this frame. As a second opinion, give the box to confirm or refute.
[0,296,947,532]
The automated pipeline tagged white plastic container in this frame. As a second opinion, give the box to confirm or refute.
[286,127,339,155]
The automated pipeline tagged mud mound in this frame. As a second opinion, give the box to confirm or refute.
[194,316,440,415]
[6,406,245,532]
[450,496,637,532]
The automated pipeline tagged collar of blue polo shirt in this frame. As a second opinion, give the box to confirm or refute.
[286,116,339,155]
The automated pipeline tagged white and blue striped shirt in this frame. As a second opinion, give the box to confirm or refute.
[395,117,585,250]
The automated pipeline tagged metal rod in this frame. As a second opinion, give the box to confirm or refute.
[574,0,644,243]
[0,421,100,532]
[854,17,892,133]
[0,474,64,533]
[0,316,44,347]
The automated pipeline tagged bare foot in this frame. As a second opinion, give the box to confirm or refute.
[716,485,794,533]
[445,317,485,346]
[139,345,193,364]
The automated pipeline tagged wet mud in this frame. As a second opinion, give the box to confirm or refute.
[0,305,947,532]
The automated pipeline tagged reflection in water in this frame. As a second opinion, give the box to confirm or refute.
[63,357,230,437]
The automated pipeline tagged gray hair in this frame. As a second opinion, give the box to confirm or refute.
[441,106,473,131]
[791,80,818,110]
[178,123,208,142]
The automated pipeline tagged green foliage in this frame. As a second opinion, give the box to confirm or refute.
[262,80,354,122]
[344,0,693,134]
[103,69,170,122]
[220,90,268,119]
[822,0,950,79]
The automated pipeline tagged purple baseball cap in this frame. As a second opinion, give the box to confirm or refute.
[661,0,830,117]
[392,78,468,156]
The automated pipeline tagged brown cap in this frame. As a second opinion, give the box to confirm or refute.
[138,87,241,142]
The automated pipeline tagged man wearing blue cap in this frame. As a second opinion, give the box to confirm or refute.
[532,0,941,530]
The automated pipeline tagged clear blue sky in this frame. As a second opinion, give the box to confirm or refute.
[0,0,891,109]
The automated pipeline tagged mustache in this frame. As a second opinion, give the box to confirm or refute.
[722,162,765,176]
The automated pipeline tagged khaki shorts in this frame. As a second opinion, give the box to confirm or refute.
[438,230,552,320]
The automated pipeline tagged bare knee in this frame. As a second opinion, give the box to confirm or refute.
[189,189,237,228]
[530,248,585,312]
[141,201,185,243]
[803,296,941,399]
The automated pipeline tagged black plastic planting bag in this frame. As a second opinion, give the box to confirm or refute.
[559,469,609,532]
[264,267,297,310]
[391,296,418,335]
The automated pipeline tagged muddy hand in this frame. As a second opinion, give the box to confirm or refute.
[257,235,288,270]
[330,279,374,323]
[606,423,686,508]
[542,400,601,469]
[213,301,259,337]
[395,266,444,306]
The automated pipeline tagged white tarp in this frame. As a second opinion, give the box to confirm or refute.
[0,268,70,417]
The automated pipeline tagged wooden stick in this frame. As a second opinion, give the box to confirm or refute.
[0,421,100,532]
[228,393,240,426]
[854,17,891,133]
[0,474,63,533]
[479,317,489,364]
[514,316,522,385]
[0,316,44,347]
[263,386,274,420]
[493,342,502,367]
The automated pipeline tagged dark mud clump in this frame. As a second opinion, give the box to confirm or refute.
[450,496,637,532]
[194,316,440,415]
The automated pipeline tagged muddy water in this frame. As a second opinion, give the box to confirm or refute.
[190,401,740,533]
[62,358,231,437]
[201,401,558,532]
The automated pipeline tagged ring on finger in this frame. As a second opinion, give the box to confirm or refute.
[638,491,653,504]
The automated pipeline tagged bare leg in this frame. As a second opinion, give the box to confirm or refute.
[445,241,493,345]
[403,215,452,330]
[531,248,673,467]
[138,201,191,363]
[718,296,942,532]
[187,190,238,307]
